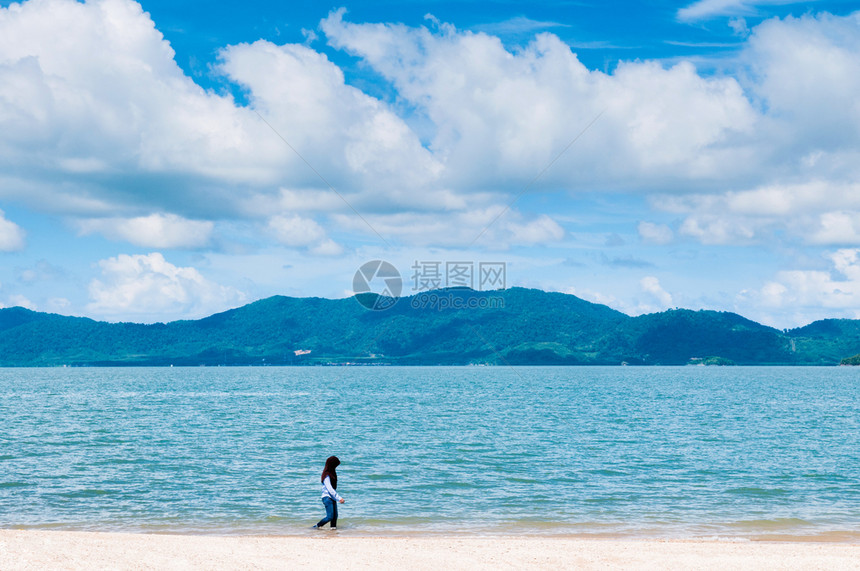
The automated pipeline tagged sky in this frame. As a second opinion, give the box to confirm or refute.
[1,0,859,327]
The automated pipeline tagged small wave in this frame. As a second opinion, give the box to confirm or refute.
[584,497,629,504]
[728,517,812,530]
[54,489,118,499]
[0,481,30,488]
[588,469,627,476]
[437,481,479,489]
[801,473,850,482]
[725,487,789,497]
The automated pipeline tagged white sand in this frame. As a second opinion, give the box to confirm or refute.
[1,530,859,570]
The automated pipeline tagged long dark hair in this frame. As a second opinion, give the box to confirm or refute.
[321,455,340,488]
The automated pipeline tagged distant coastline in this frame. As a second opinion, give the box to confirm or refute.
[2,287,860,366]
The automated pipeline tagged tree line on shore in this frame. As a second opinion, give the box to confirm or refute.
[2,287,860,366]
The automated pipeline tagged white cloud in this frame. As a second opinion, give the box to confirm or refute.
[267,214,326,247]
[677,0,803,22]
[321,9,758,193]
[808,212,860,245]
[505,215,565,245]
[679,214,757,245]
[0,0,278,205]
[472,16,570,36]
[309,239,344,256]
[4,294,36,310]
[658,181,860,246]
[0,2,858,255]
[0,0,442,224]
[244,188,350,216]
[319,10,860,250]
[87,252,246,322]
[77,213,214,248]
[0,209,25,251]
[564,286,623,310]
[47,297,71,311]
[678,0,753,22]
[566,278,674,316]
[641,276,674,308]
[330,208,564,249]
[748,13,860,151]
[740,249,860,325]
[638,222,674,245]
[729,17,750,36]
[266,214,343,255]
[216,38,442,201]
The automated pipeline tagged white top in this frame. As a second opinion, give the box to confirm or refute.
[321,475,342,501]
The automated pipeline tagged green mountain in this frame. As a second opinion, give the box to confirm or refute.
[0,288,857,366]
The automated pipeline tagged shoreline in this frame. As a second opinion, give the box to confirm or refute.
[4,526,860,543]
[5,520,860,542]
[1,530,859,570]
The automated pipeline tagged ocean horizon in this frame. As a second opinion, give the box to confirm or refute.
[1,366,858,541]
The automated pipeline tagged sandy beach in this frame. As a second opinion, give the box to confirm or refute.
[0,531,858,570]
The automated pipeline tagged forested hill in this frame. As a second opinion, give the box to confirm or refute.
[0,287,858,366]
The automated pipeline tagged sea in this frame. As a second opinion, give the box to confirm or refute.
[1,366,858,540]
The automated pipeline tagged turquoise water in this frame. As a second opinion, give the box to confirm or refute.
[1,366,858,539]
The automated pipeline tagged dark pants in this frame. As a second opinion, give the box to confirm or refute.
[316,496,338,528]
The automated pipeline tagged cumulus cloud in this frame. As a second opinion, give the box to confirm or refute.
[729,17,750,36]
[808,212,860,245]
[267,214,343,255]
[2,294,36,310]
[659,180,860,246]
[505,215,565,245]
[641,276,673,308]
[0,209,25,251]
[216,38,442,200]
[309,239,344,256]
[0,0,441,227]
[322,9,758,193]
[564,285,624,312]
[679,213,757,245]
[267,214,326,247]
[741,249,860,325]
[87,252,246,321]
[638,222,674,245]
[330,208,565,249]
[748,13,860,153]
[0,0,279,212]
[77,214,214,248]
[566,277,673,316]
[320,10,860,250]
[1,1,859,254]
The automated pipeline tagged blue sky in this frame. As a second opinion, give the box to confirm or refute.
[1,0,859,327]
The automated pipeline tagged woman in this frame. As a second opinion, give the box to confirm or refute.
[313,455,345,529]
